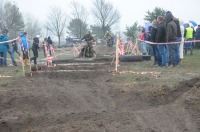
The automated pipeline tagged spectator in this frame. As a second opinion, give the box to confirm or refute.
[179,20,185,64]
[149,19,161,66]
[195,25,200,49]
[165,11,177,67]
[0,29,9,67]
[30,35,40,64]
[104,31,112,47]
[171,13,182,66]
[20,32,29,66]
[184,23,194,55]
[8,41,17,66]
[156,16,168,67]
[191,26,196,49]
[47,36,53,56]
[140,29,147,55]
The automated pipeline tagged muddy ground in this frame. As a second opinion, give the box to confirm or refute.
[0,46,200,132]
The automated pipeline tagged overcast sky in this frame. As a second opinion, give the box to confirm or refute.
[11,0,200,32]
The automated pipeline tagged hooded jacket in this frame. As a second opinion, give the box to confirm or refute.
[20,34,29,51]
[173,17,182,37]
[32,37,39,49]
[165,13,177,42]
[0,34,9,52]
[156,21,167,43]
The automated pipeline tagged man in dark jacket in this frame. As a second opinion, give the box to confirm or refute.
[166,11,182,66]
[165,12,177,67]
[149,19,161,66]
[30,35,40,64]
[47,36,53,56]
[0,29,9,67]
[156,16,167,67]
[195,25,200,49]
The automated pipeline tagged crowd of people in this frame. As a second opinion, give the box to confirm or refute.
[0,29,54,67]
[141,11,200,68]
[1,11,200,68]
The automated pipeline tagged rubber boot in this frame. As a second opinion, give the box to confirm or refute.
[23,60,27,66]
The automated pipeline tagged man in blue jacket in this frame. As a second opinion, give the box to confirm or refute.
[0,29,9,67]
[20,32,30,66]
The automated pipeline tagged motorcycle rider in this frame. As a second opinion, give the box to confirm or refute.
[79,30,96,58]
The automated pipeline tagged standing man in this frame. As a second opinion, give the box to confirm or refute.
[47,36,53,56]
[140,29,147,55]
[167,11,182,66]
[104,31,112,47]
[195,25,200,49]
[149,19,161,66]
[0,29,9,67]
[30,35,40,65]
[156,16,167,67]
[184,23,194,55]
[165,12,177,67]
[20,32,29,66]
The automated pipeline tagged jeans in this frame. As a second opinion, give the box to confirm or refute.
[13,47,20,55]
[184,38,193,55]
[0,52,7,66]
[155,45,162,66]
[157,44,168,66]
[8,50,16,64]
[168,44,177,66]
[175,37,182,65]
[140,42,147,55]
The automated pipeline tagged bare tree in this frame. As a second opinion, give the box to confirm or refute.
[0,0,5,30]
[24,15,42,39]
[91,0,120,35]
[45,7,67,47]
[0,1,24,38]
[68,1,88,38]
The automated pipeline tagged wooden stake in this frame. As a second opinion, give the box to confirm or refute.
[115,35,119,71]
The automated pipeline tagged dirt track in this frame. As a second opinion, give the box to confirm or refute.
[0,64,200,132]
[0,46,200,132]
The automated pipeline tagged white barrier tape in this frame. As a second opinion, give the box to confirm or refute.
[0,37,19,44]
[0,75,14,78]
[138,39,200,45]
[111,70,161,76]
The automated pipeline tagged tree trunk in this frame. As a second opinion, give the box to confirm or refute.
[58,36,61,48]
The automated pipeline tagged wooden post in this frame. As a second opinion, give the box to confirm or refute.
[115,35,119,71]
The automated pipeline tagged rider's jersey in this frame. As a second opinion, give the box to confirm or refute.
[82,34,94,41]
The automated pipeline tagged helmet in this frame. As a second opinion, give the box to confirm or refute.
[36,35,40,38]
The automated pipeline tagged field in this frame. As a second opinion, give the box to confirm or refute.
[0,45,200,132]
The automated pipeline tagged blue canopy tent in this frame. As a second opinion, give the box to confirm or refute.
[183,20,198,28]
